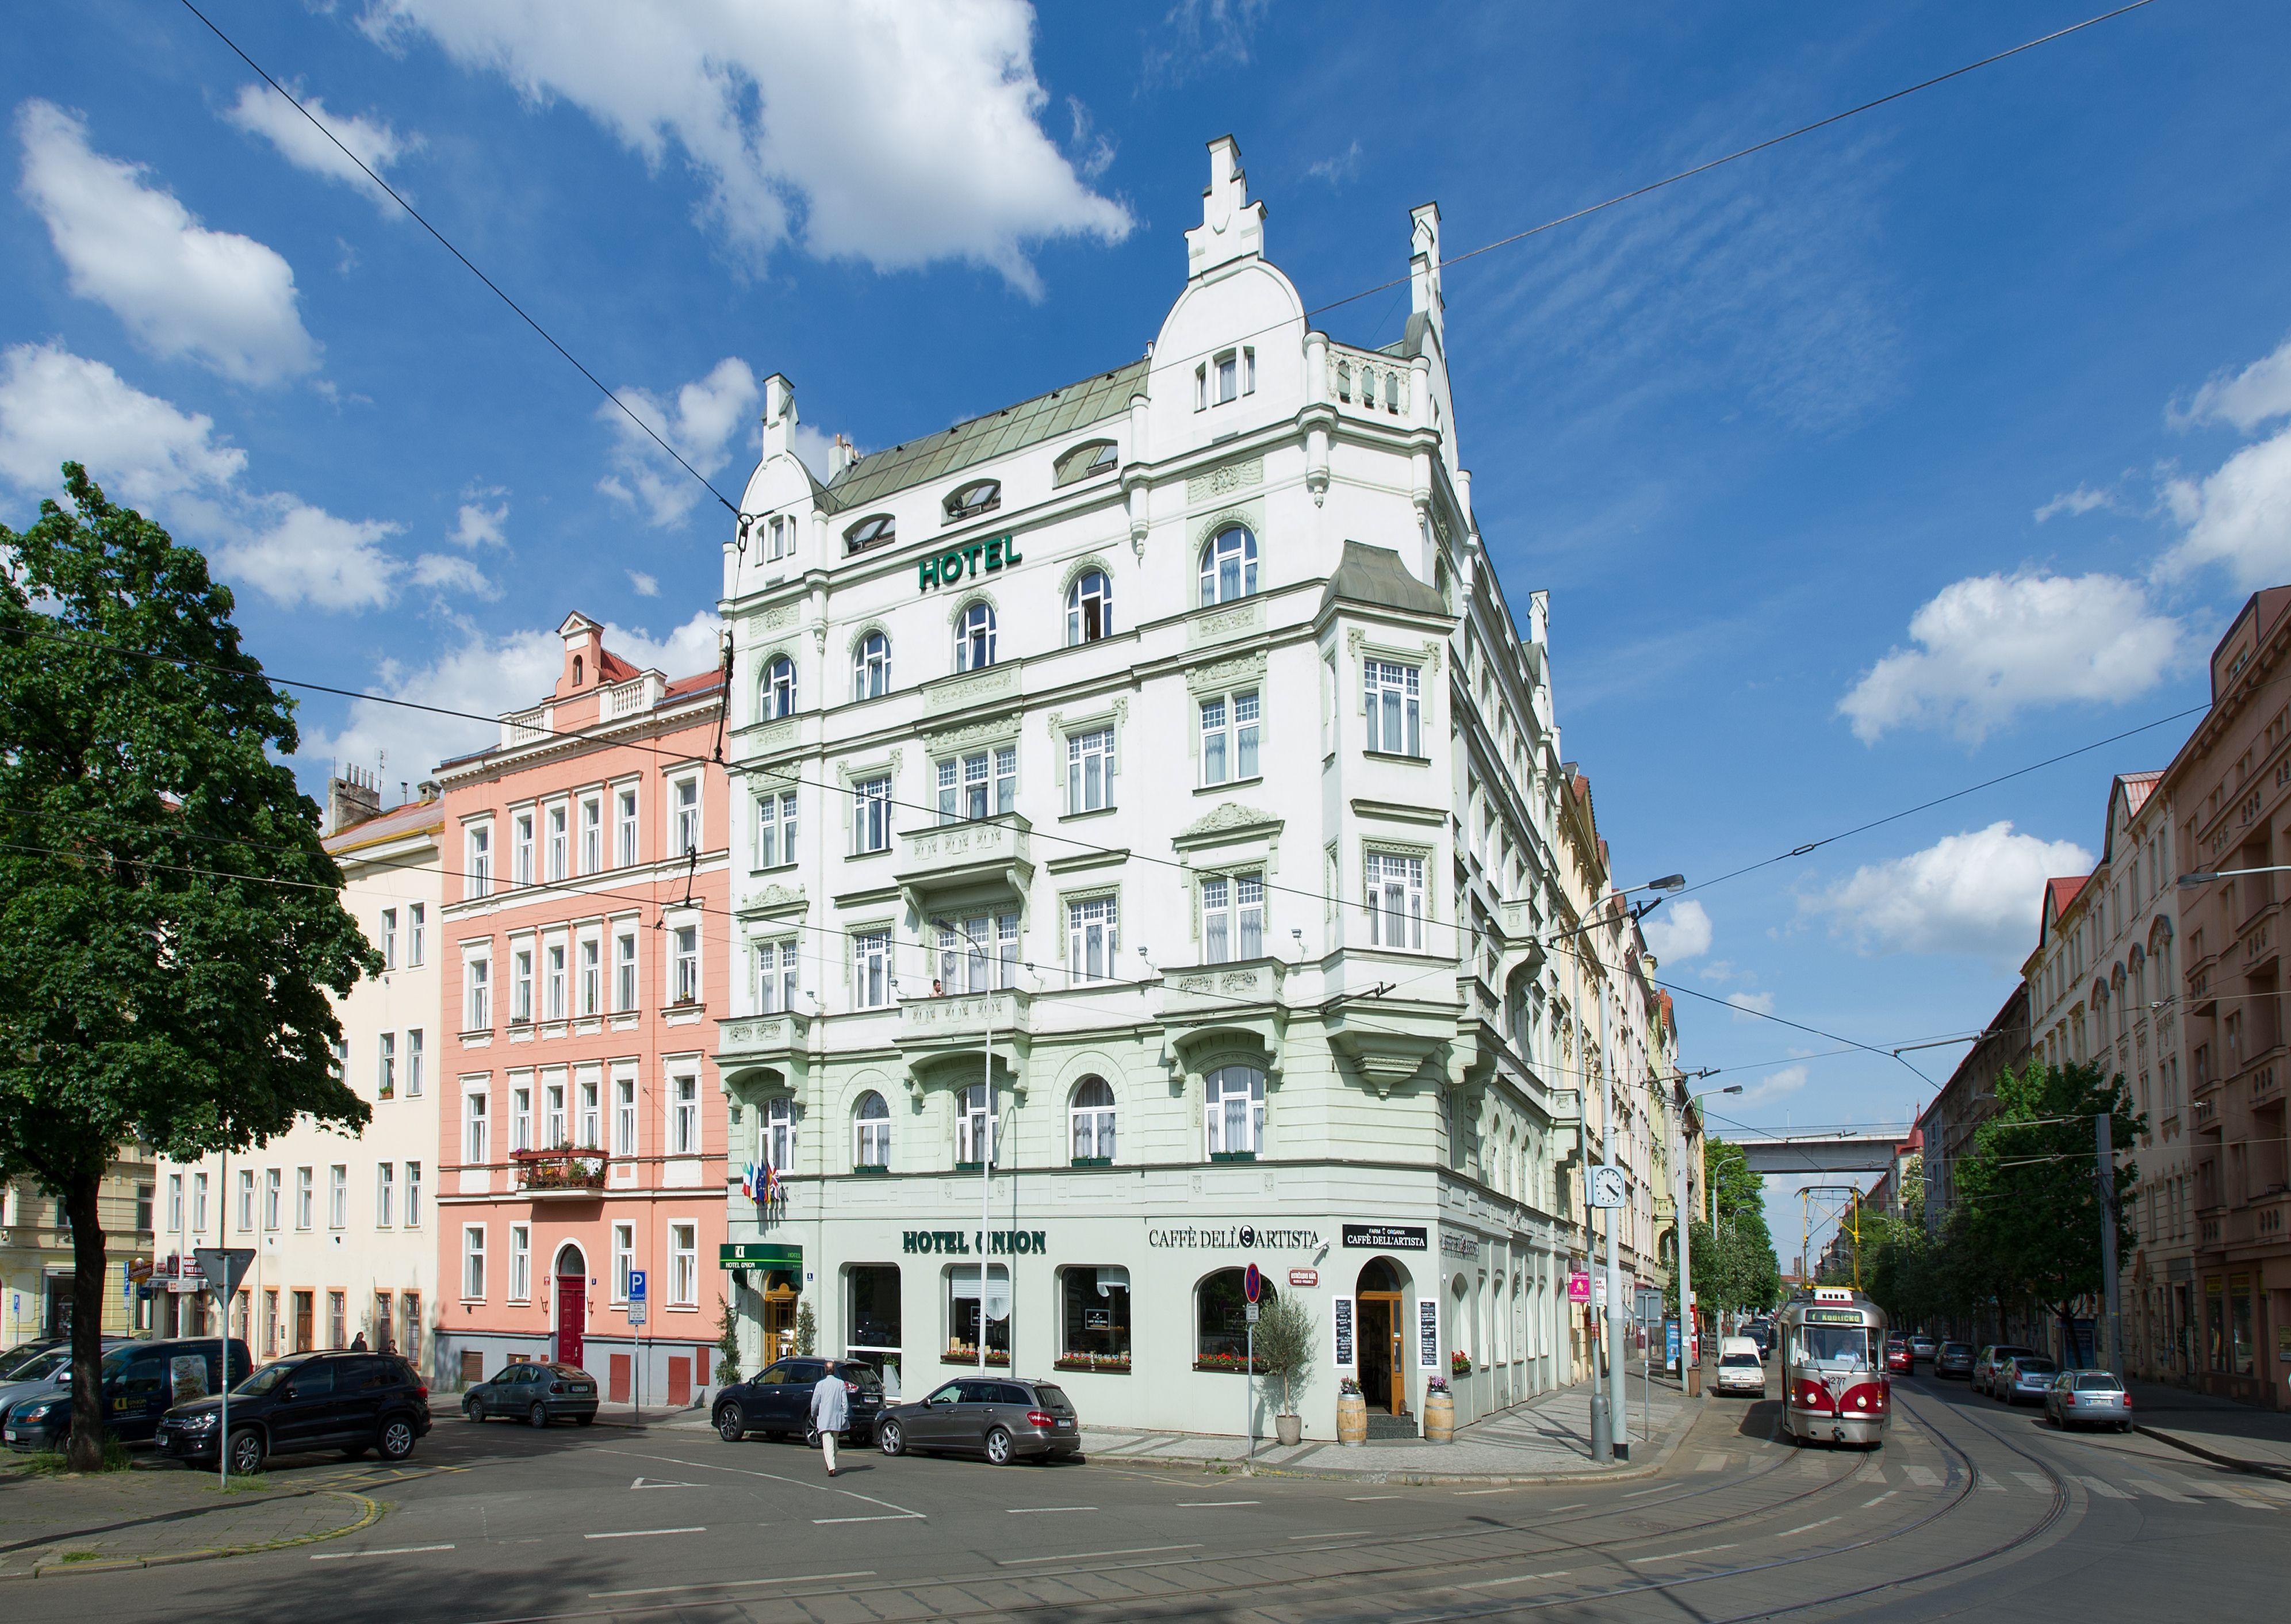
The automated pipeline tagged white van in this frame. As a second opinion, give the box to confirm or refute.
[1714,1336,1766,1396]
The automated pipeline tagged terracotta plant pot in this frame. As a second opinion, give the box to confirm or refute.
[1424,1389,1456,1442]
[1275,1412,1302,1446]
[1335,1391,1367,1446]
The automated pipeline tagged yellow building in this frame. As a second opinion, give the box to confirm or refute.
[1,1158,156,1347]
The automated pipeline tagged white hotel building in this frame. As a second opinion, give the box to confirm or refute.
[712,141,1631,1439]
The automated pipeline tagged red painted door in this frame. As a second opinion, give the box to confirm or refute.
[609,1354,631,1403]
[556,1276,585,1366]
[666,1356,691,1407]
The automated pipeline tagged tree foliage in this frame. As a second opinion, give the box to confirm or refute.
[0,466,375,1466]
[1252,1291,1316,1415]
[1667,1139,1783,1319]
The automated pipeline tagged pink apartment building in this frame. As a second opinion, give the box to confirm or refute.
[434,612,731,1408]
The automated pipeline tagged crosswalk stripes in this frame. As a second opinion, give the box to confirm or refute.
[1853,1459,1886,1484]
[1696,1453,1728,1472]
[2127,1477,2195,1503]
[2078,1475,2131,1500]
[1796,1456,1828,1477]
[1972,1471,2005,1492]
[1902,1465,1941,1488]
[2013,1471,2051,1493]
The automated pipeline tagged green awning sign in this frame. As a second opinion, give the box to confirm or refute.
[721,1242,801,1270]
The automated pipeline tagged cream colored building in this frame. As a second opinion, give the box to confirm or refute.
[2,1160,154,1346]
[154,781,443,1370]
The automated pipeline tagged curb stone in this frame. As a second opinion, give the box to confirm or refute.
[1,1491,382,1580]
[2133,1425,2291,1484]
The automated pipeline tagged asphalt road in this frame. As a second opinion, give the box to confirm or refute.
[6,1369,2285,1622]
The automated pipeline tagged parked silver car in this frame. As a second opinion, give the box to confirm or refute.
[1974,1344,2036,1396]
[875,1377,1081,1465]
[2000,1354,2058,1404]
[2044,1370,2132,1431]
[1935,1342,1976,1379]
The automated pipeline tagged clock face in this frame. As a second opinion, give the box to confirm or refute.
[1591,1167,1627,1207]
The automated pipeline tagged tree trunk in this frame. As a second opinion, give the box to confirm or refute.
[66,1169,109,1471]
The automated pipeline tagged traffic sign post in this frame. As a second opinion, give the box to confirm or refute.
[1242,1263,1262,1462]
[194,1248,254,1487]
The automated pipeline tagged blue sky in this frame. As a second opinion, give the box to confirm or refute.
[6,2,2289,1257]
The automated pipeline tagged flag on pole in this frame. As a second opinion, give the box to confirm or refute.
[763,1159,781,1205]
[739,1162,758,1202]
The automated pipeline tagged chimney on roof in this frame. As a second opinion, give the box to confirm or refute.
[761,373,797,461]
[325,763,382,836]
[829,433,858,478]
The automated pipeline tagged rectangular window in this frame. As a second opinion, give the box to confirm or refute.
[612,1223,634,1302]
[294,1167,312,1230]
[514,812,535,887]
[671,1073,699,1155]
[1203,872,1265,964]
[675,776,701,855]
[509,1223,531,1301]
[263,1169,279,1231]
[615,929,638,1012]
[511,1085,532,1153]
[1366,851,1427,951]
[466,956,491,1031]
[757,939,799,1014]
[580,937,601,1016]
[327,1165,347,1229]
[757,788,798,868]
[407,1029,424,1097]
[670,1224,697,1307]
[462,1225,486,1300]
[328,1290,346,1349]
[468,825,491,898]
[236,1169,254,1234]
[853,929,892,1009]
[1365,660,1423,756]
[1200,690,1260,786]
[512,947,534,1024]
[673,926,700,1003]
[167,1173,183,1232]
[938,913,1018,993]
[464,1087,489,1165]
[580,795,603,872]
[1068,896,1118,985]
[405,1161,422,1227]
[937,749,1020,824]
[376,1162,394,1228]
[616,787,639,867]
[579,1075,600,1148]
[547,803,568,882]
[401,1293,420,1365]
[1216,350,1238,404]
[408,903,425,966]
[1067,727,1114,814]
[193,1171,208,1233]
[378,1032,396,1099]
[545,1078,566,1148]
[545,943,566,1020]
[854,775,892,853]
[614,1075,637,1156]
[380,908,398,970]
[1062,1266,1132,1365]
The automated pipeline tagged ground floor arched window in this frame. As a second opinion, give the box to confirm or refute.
[1196,1269,1275,1369]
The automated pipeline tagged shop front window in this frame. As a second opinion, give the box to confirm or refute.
[946,1266,1010,1366]
[2207,1278,2226,1371]
[847,1264,902,1397]
[1060,1266,1131,1372]
[2231,1273,2255,1376]
[1196,1269,1273,1370]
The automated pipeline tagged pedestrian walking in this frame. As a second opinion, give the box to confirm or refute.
[810,1366,849,1477]
[350,1332,368,1352]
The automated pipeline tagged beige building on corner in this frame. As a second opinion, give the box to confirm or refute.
[154,774,444,1372]
[2,1159,154,1345]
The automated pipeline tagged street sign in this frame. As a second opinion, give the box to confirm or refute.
[1244,1301,1260,1324]
[1288,1268,1319,1288]
[193,1247,255,1299]
[1243,1263,1262,1304]
[627,1300,648,1326]
[1589,1166,1627,1209]
[627,1269,647,1302]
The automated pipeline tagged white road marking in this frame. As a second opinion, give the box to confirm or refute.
[585,1527,704,1540]
[591,1571,875,1599]
[1177,1500,1259,1507]
[629,1477,701,1489]
[1289,1530,1376,1539]
[2128,1477,2195,1503]
[311,1545,454,1561]
[1459,1569,1573,1590]
[814,1513,924,1524]
[1777,1516,1840,1538]
[1861,1491,1898,1507]
[997,1543,1204,1565]
[1346,1494,1403,1501]
[600,1447,921,1518]
[1007,1506,1098,1514]
[1454,1487,1522,1496]
[1642,1543,1738,1561]
[1903,1465,1940,1487]
[2013,1471,2051,1493]
[1695,1452,1728,1472]
[2079,1475,2131,1500]
[1974,1473,2004,1492]
[1622,1485,1668,1498]
[1545,1503,1587,1512]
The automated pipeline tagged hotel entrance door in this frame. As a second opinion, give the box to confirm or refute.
[762,1273,798,1359]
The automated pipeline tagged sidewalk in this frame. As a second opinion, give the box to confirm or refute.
[0,1460,379,1579]
[2126,1380,2291,1481]
[1076,1376,1700,1484]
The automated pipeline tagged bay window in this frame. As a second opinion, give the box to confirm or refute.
[1364,658,1423,756]
[1366,850,1427,950]
[1067,895,1118,985]
[1202,872,1263,963]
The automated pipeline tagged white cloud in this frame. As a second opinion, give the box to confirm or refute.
[303,610,721,780]
[1064,97,1114,182]
[214,500,404,612]
[1838,570,2184,744]
[448,500,507,549]
[1307,139,1362,187]
[362,0,1131,294]
[1726,991,1776,1019]
[1736,1065,1808,1107]
[627,569,660,597]
[1803,821,2093,969]
[223,82,416,206]
[2176,333,2291,432]
[411,551,497,599]
[1641,898,1711,964]
[2033,484,2112,522]
[2155,427,2291,590]
[17,101,319,386]
[599,356,758,527]
[0,342,246,505]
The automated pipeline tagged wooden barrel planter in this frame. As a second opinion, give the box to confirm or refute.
[1424,1387,1456,1443]
[1335,1390,1367,1446]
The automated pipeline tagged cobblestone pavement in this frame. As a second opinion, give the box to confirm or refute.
[0,1459,377,1577]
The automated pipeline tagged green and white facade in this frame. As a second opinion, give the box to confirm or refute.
[714,140,1614,1439]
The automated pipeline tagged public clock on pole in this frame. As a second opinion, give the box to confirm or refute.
[1589,1166,1627,1208]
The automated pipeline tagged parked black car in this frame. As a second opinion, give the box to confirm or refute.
[156,1351,431,1474]
[4,1338,251,1453]
[714,1358,884,1444]
[462,1361,598,1427]
[875,1376,1081,1465]
[1936,1341,1976,1379]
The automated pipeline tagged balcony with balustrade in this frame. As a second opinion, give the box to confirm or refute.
[511,1147,608,1201]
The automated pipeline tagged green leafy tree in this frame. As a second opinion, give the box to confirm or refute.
[1668,1139,1783,1322]
[714,1295,741,1387]
[0,467,374,1468]
[1252,1291,1316,1416]
[1949,1060,2140,1362]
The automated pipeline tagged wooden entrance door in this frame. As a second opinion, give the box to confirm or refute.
[1359,1296,1405,1415]
[556,1275,587,1365]
[293,1290,314,1353]
[763,1277,798,1359]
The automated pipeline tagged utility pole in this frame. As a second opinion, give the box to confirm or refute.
[2097,1112,2123,1378]
[1851,1192,1862,1292]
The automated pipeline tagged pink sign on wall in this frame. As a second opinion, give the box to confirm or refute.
[1567,1271,1592,1304]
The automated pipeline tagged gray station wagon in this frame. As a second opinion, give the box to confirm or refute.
[875,1377,1080,1465]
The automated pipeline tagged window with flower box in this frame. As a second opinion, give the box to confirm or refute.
[1059,1266,1131,1372]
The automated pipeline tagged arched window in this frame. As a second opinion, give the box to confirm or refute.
[853,631,890,700]
[956,602,997,672]
[572,655,584,687]
[1205,1064,1264,1158]
[1198,526,1257,607]
[1054,440,1117,487]
[959,1083,1000,1166]
[1070,1077,1116,1162]
[1197,1269,1275,1364]
[844,513,895,554]
[762,655,796,720]
[945,480,1001,520]
[765,1097,796,1173]
[1067,570,1113,645]
[853,1091,890,1170]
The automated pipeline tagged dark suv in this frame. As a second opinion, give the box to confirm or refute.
[155,1351,431,1474]
[5,1338,250,1452]
[714,1358,883,1445]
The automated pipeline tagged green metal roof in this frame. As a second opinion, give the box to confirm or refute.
[821,358,1146,515]
[1321,541,1449,619]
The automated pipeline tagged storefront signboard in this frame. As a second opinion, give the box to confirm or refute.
[1440,1232,1479,1259]
[1147,1222,1322,1251]
[1566,1271,1591,1304]
[721,1242,802,1270]
[900,1229,1047,1255]
[1343,1223,1428,1251]
[1288,1268,1319,1288]
[1416,1299,1439,1369]
[1333,1296,1355,1368]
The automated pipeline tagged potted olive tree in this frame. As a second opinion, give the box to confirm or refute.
[1254,1293,1316,1446]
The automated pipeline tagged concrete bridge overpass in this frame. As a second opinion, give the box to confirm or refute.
[1731,1132,1909,1176]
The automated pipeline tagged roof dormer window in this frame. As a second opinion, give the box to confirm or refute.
[844,513,895,554]
[945,480,1002,522]
[1054,440,1118,487]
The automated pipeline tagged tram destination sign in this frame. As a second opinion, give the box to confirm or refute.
[1803,1308,1865,1324]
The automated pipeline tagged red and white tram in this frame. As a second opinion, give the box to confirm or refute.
[1777,1287,1890,1447]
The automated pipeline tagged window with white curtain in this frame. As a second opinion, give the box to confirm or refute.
[959,1083,1000,1165]
[956,602,997,671]
[1199,690,1259,785]
[1206,1066,1265,1157]
[756,939,799,1013]
[938,913,1017,993]
[1366,851,1426,950]
[1068,896,1118,985]
[673,926,700,1004]
[1364,658,1423,756]
[509,1223,530,1301]
[763,655,797,720]
[854,1091,891,1169]
[1202,872,1264,963]
[581,796,603,872]
[853,776,892,854]
[612,1222,634,1301]
[1198,526,1257,606]
[1070,1077,1116,1162]
[852,930,892,1008]
[853,631,890,700]
[756,789,798,868]
[615,787,639,866]
[767,1097,798,1170]
[670,1224,697,1306]
[670,1072,699,1156]
[614,1074,637,1156]
[1067,570,1113,645]
[1067,727,1114,814]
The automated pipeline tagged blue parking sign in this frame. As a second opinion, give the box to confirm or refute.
[627,1269,647,1301]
